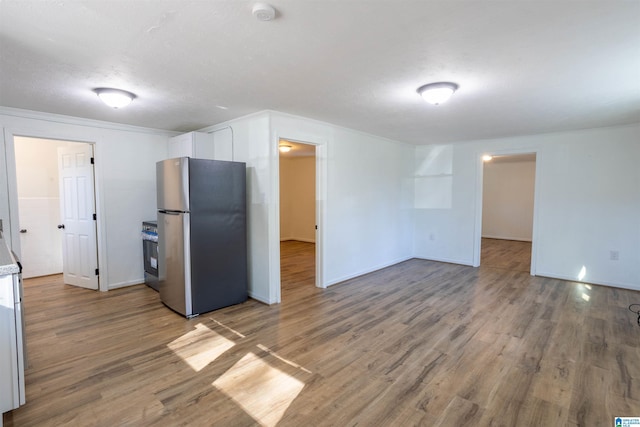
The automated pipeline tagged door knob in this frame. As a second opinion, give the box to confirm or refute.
[57,224,65,229]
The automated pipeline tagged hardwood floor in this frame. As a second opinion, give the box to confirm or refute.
[4,243,640,426]
[280,240,315,297]
[481,237,532,273]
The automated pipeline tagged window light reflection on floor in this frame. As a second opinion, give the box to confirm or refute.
[167,323,235,372]
[213,352,305,427]
[577,278,591,302]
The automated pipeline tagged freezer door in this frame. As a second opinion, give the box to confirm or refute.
[158,211,192,316]
[189,159,248,314]
[156,157,190,211]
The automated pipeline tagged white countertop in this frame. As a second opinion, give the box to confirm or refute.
[0,232,20,275]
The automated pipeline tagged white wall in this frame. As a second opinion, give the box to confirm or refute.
[0,107,172,291]
[279,155,316,242]
[6,106,634,301]
[482,159,535,241]
[271,112,415,291]
[201,110,415,303]
[413,143,475,264]
[414,124,640,290]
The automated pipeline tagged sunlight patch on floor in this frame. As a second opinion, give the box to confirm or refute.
[213,352,305,427]
[257,344,313,374]
[167,323,235,372]
[208,317,246,338]
[578,265,587,281]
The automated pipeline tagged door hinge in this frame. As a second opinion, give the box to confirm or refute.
[95,268,99,276]
[91,157,95,164]
[93,213,97,220]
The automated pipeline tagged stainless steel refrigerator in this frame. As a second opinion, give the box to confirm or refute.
[156,157,247,317]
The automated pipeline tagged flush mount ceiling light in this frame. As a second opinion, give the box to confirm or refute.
[93,88,136,109]
[417,82,459,105]
[279,144,292,153]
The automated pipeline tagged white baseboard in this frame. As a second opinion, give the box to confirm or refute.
[248,290,274,305]
[108,278,144,290]
[413,255,474,267]
[534,271,640,292]
[325,256,413,287]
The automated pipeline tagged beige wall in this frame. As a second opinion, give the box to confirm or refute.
[482,159,536,241]
[279,155,315,242]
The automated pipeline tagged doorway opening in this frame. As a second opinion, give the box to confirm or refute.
[278,139,317,299]
[479,153,537,273]
[13,136,99,289]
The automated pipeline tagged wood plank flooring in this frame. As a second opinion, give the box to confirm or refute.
[481,237,532,273]
[3,240,640,426]
[280,240,316,297]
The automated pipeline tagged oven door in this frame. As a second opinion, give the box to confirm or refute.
[142,239,158,277]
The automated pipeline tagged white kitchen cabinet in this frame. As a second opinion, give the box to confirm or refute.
[167,132,215,159]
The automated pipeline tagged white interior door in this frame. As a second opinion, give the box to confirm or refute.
[58,145,99,290]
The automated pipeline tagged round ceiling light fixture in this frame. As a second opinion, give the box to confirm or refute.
[252,3,276,21]
[417,82,459,105]
[93,88,136,109]
[279,144,292,153]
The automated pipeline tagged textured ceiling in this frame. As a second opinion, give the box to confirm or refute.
[1,1,639,144]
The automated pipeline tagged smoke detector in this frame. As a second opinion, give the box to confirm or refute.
[252,3,276,21]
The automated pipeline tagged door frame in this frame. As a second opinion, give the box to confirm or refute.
[272,134,327,303]
[473,148,541,275]
[3,128,106,291]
